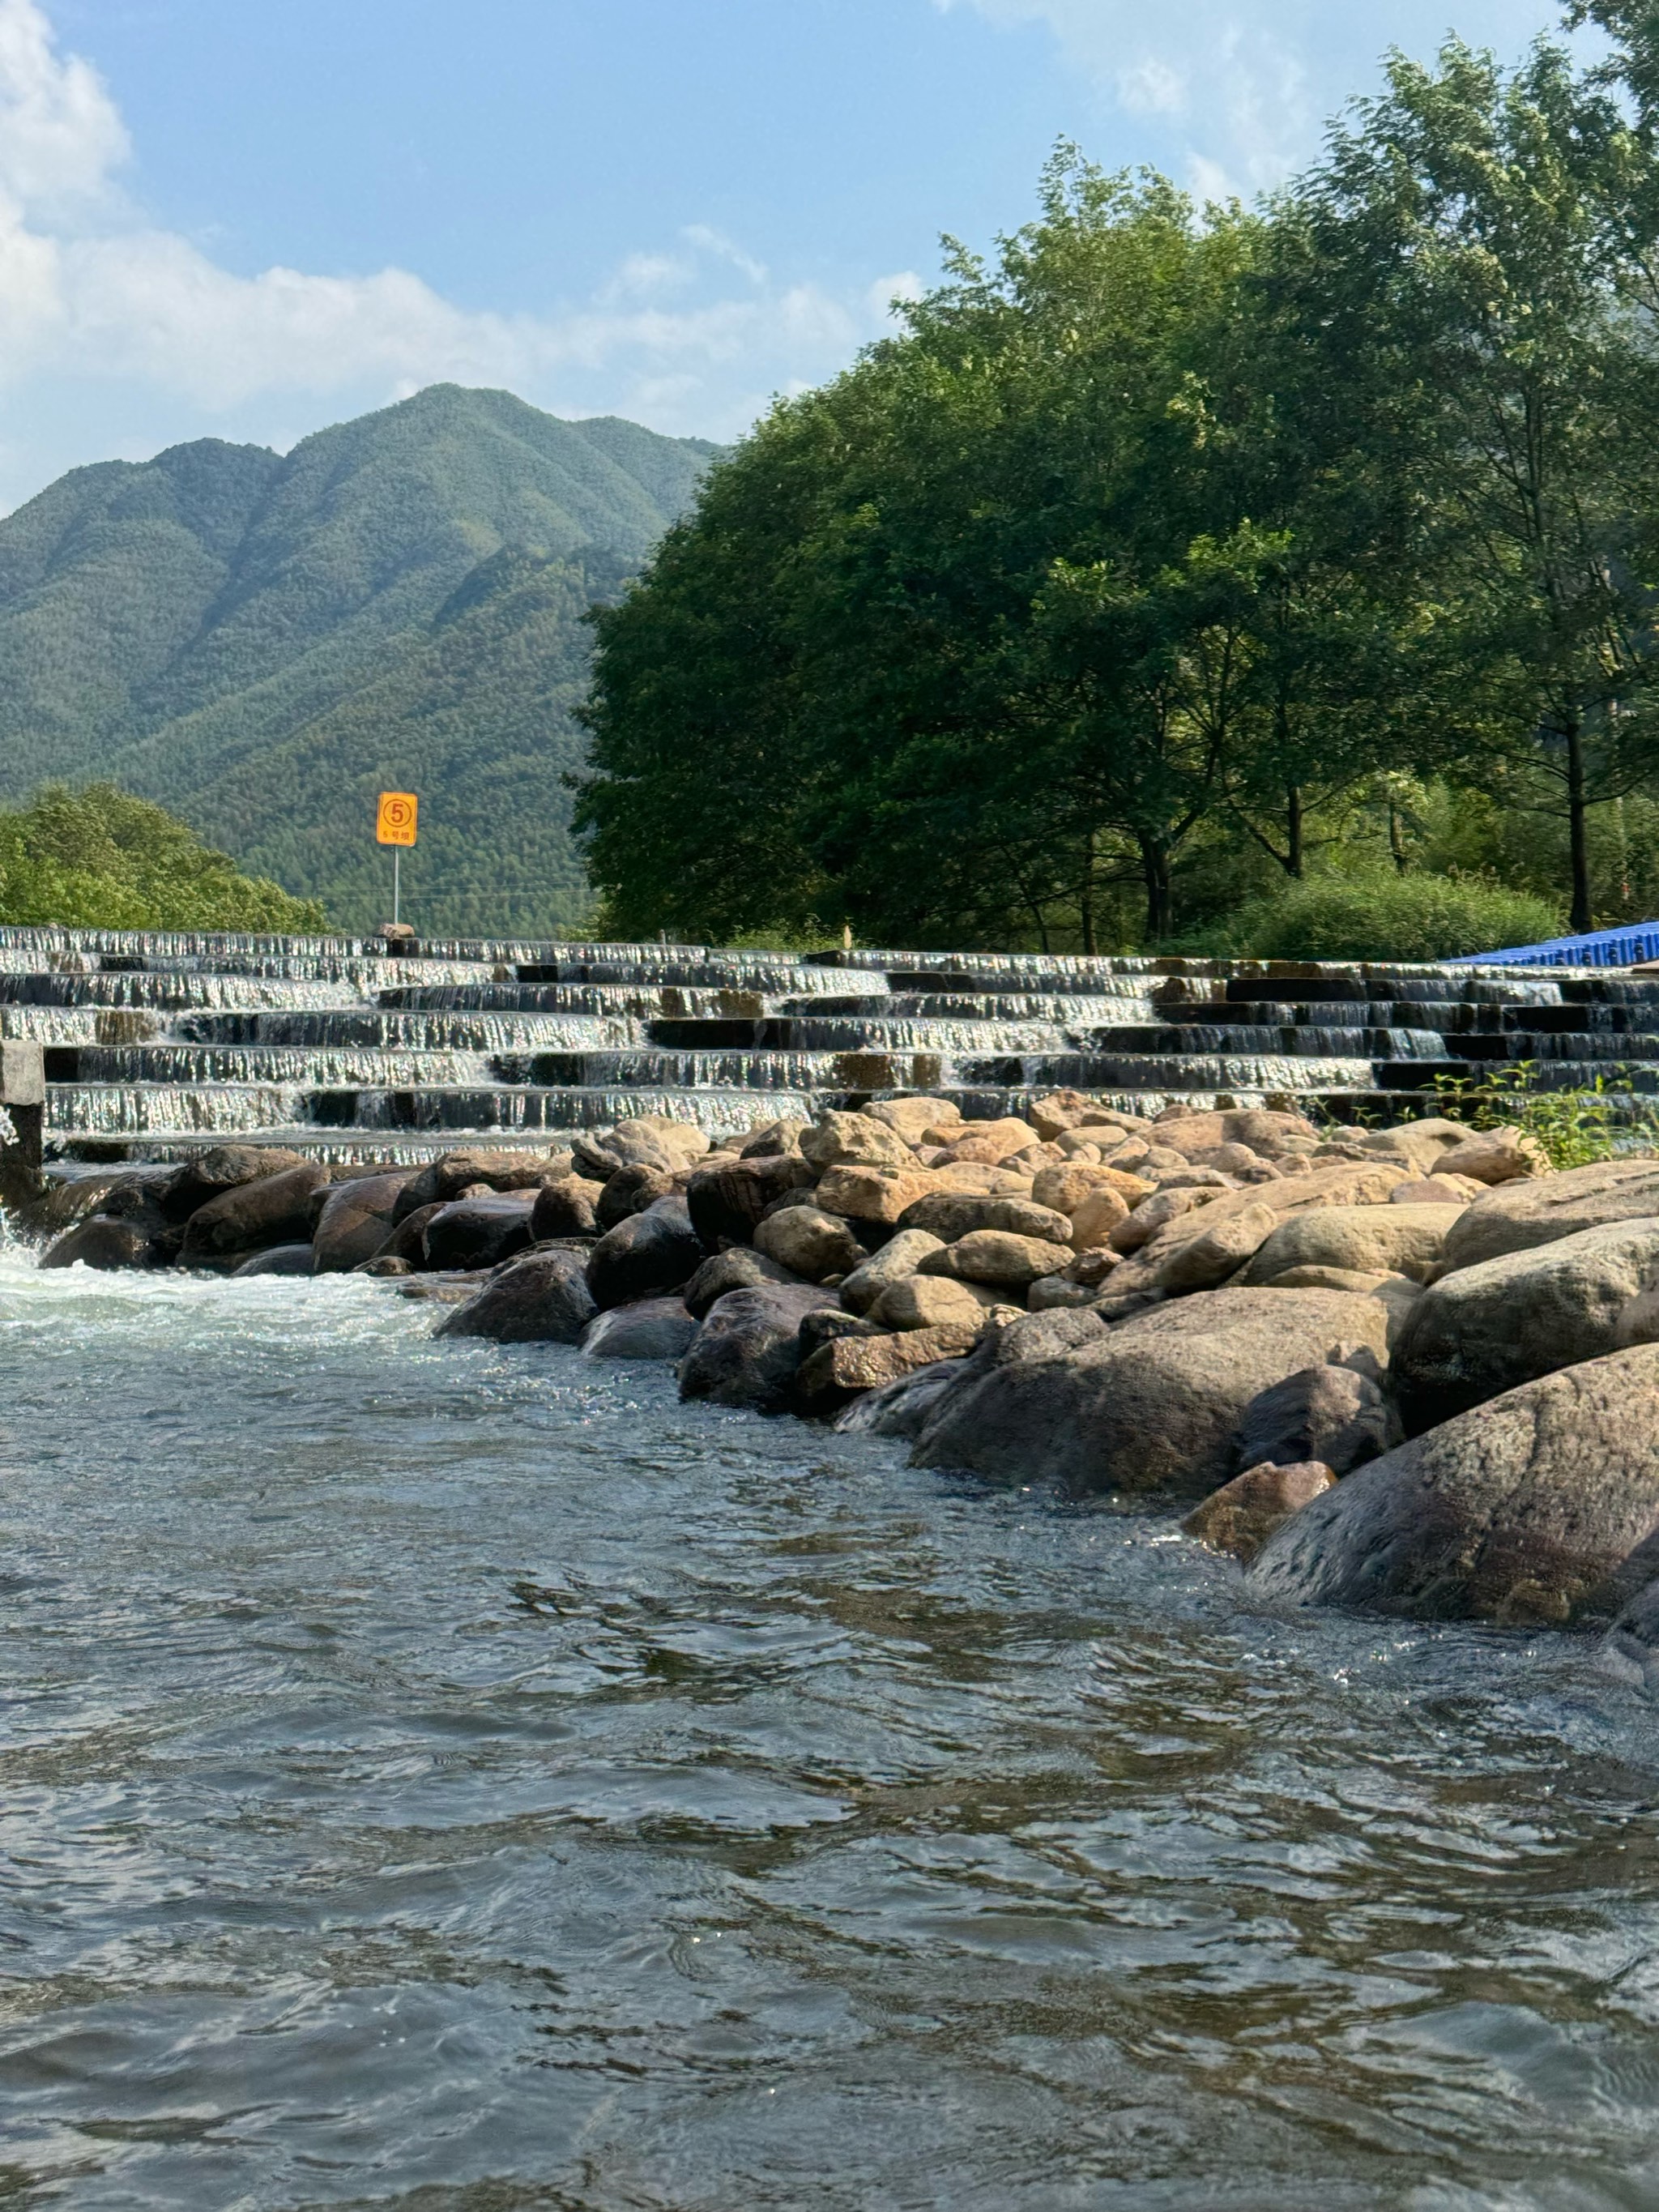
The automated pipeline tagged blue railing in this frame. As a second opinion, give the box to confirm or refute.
[1449,921,1659,967]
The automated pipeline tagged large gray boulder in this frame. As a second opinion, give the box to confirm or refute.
[911,1287,1388,1496]
[435,1248,596,1343]
[1440,1159,1659,1272]
[586,1198,704,1309]
[1249,1347,1659,1625]
[158,1144,307,1223]
[678,1283,839,1412]
[1390,1218,1659,1433]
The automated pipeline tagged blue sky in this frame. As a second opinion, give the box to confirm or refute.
[0,0,1576,510]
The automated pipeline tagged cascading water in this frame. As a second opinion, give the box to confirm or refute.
[11,924,1659,1158]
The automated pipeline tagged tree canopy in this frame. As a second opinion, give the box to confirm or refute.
[575,28,1659,952]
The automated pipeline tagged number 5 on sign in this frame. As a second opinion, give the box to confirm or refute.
[377,791,418,846]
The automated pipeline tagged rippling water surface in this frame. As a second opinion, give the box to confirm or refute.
[6,1251,1659,2210]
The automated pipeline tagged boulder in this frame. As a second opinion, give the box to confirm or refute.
[1390,1218,1659,1432]
[157,1144,307,1223]
[355,1255,412,1278]
[838,1229,947,1314]
[422,1190,539,1272]
[179,1161,328,1262]
[796,1322,983,1407]
[1248,1347,1659,1624]
[595,1163,678,1230]
[898,1192,1071,1245]
[1599,1578,1659,1691]
[530,1175,605,1240]
[1344,1117,1472,1174]
[1149,1107,1319,1158]
[1154,1202,1278,1295]
[1260,1264,1391,1294]
[1124,1160,1417,1275]
[1028,1276,1104,1311]
[686,1151,816,1246]
[919,1229,1068,1288]
[1031,1164,1147,1218]
[232,1242,316,1277]
[586,1199,704,1309]
[679,1283,841,1412]
[932,1117,1043,1165]
[799,1309,881,1358]
[436,1247,597,1343]
[1439,1159,1659,1272]
[311,1171,411,1274]
[684,1246,800,1319]
[740,1117,809,1158]
[393,1148,572,1223]
[911,1287,1388,1496]
[1105,1188,1208,1255]
[1183,1462,1336,1565]
[372,1201,446,1267]
[1230,1363,1400,1478]
[1434,1126,1549,1185]
[812,1163,941,1225]
[799,1110,915,1172]
[17,1168,154,1239]
[580,1297,700,1361]
[1239,1204,1464,1287]
[40,1214,161,1270]
[753,1204,864,1283]
[867,1096,959,1143]
[832,1360,973,1438]
[870,1275,1000,1331]
[1389,1175,1483,1206]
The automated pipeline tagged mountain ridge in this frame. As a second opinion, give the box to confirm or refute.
[0,385,720,932]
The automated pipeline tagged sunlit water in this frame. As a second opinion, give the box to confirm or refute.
[6,1249,1659,2211]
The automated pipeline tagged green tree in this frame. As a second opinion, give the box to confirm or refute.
[1302,36,1659,931]
[0,784,326,930]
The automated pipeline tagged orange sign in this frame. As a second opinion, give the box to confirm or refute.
[376,791,418,847]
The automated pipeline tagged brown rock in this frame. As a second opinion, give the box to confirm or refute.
[1435,1126,1549,1185]
[1184,1463,1337,1565]
[392,1148,574,1223]
[685,1151,816,1245]
[531,1175,605,1239]
[1154,1202,1278,1295]
[311,1171,412,1274]
[158,1143,308,1223]
[797,1322,983,1403]
[919,1229,1071,1287]
[868,1096,958,1143]
[1105,1187,1202,1253]
[180,1161,329,1261]
[813,1162,941,1224]
[898,1189,1071,1245]
[838,1228,948,1313]
[799,1110,916,1172]
[870,1275,1001,1330]
[1239,1203,1464,1287]
[753,1205,865,1283]
[932,1117,1041,1165]
[1389,1174,1482,1205]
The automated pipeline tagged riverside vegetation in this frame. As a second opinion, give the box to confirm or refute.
[24,1083,1659,1668]
[576,8,1659,959]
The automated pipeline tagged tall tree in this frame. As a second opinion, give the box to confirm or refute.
[1302,37,1659,931]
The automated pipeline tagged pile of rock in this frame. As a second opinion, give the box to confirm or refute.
[28,1090,1659,1663]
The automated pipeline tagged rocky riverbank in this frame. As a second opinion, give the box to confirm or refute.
[19,1088,1659,1664]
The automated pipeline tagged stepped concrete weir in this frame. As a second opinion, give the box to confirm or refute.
[5,925,1659,1163]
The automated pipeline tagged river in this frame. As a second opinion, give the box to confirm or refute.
[5,1248,1659,2210]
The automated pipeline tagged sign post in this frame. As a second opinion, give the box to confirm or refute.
[375,792,418,927]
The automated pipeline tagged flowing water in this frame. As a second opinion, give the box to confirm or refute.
[8,1249,1659,2210]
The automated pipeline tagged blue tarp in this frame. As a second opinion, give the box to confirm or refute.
[1448,921,1659,967]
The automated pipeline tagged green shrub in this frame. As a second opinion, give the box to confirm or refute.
[1223,873,1563,963]
[0,784,326,932]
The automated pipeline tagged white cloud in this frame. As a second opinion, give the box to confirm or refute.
[933,0,1320,196]
[0,0,906,501]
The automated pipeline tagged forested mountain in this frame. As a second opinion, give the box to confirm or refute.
[0,386,719,934]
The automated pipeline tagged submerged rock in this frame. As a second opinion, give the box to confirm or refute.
[232,1243,315,1276]
[41,1214,162,1270]
[831,1359,971,1439]
[1248,1346,1659,1624]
